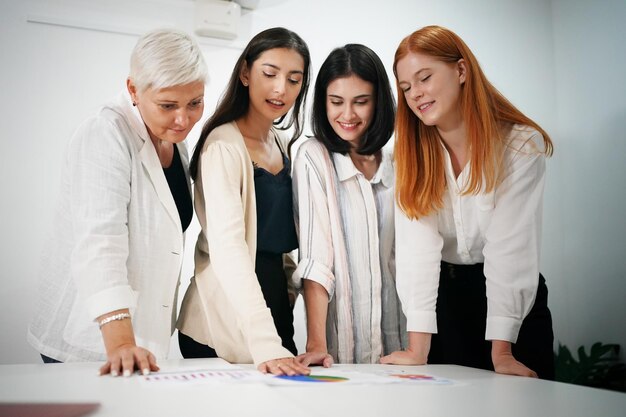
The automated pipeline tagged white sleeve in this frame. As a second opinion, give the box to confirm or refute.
[291,145,336,300]
[68,117,136,321]
[483,136,547,343]
[395,204,443,334]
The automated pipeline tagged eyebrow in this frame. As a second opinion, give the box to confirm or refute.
[399,68,431,84]
[262,63,304,75]
[328,94,372,99]
[157,94,204,103]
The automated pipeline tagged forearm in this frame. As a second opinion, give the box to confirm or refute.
[379,331,431,365]
[302,279,329,352]
[491,339,512,359]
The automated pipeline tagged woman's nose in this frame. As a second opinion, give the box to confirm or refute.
[342,104,356,119]
[410,85,423,101]
[174,109,189,127]
[274,76,291,96]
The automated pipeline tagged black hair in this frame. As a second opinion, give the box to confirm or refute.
[190,27,311,179]
[310,44,395,155]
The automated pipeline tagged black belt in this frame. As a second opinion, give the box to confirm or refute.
[440,261,483,279]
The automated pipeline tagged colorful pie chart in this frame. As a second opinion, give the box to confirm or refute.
[276,374,349,383]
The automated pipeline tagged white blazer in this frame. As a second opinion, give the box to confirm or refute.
[28,92,190,362]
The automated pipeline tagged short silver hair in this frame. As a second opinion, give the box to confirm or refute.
[130,28,208,91]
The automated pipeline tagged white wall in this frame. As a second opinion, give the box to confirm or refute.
[548,0,626,354]
[0,0,621,365]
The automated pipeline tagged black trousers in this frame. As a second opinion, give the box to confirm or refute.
[428,262,555,380]
[179,251,297,359]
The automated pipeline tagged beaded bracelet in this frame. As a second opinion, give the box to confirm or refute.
[98,312,131,329]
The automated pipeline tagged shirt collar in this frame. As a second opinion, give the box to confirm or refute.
[439,140,469,191]
[331,150,394,188]
[108,90,151,143]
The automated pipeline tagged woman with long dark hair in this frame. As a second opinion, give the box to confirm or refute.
[177,27,311,376]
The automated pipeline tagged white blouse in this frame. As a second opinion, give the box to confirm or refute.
[292,137,406,364]
[395,125,547,343]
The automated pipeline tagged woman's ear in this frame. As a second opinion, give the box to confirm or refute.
[239,62,250,87]
[457,59,467,85]
[126,78,138,103]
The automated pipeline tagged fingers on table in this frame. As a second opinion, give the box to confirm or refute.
[102,347,158,377]
[260,359,310,376]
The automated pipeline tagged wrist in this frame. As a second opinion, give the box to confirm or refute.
[407,331,431,350]
[491,340,513,362]
[405,331,431,362]
[100,317,136,354]
[305,341,328,353]
[491,340,512,354]
[98,312,131,329]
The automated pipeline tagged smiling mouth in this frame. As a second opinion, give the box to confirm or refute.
[418,102,434,112]
[338,121,360,130]
[267,99,285,108]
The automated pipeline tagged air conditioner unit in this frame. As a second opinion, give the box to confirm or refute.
[236,0,260,9]
[194,0,241,40]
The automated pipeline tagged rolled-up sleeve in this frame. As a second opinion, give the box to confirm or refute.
[68,117,136,321]
[292,145,336,300]
[483,133,547,343]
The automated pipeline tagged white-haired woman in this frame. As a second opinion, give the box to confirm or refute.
[27,28,207,377]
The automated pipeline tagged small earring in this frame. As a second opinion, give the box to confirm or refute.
[132,101,137,107]
[242,82,248,87]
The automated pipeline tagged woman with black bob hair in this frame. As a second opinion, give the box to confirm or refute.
[177,27,311,376]
[309,44,395,156]
[292,44,406,366]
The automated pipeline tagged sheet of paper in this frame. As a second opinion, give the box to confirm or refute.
[141,365,453,386]
[266,367,453,386]
[142,369,265,385]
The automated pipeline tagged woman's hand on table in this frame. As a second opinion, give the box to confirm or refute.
[295,351,334,368]
[258,357,310,376]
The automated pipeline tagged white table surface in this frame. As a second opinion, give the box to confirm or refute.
[1,358,624,417]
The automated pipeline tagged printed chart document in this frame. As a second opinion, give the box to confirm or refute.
[141,364,453,386]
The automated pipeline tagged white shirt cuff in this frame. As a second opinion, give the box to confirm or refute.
[485,316,522,343]
[86,285,137,321]
[405,310,438,334]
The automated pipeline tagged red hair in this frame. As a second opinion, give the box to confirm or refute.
[393,25,553,219]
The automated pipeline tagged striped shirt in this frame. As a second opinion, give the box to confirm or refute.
[292,137,407,363]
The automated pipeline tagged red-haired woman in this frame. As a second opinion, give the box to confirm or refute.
[380,25,555,379]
